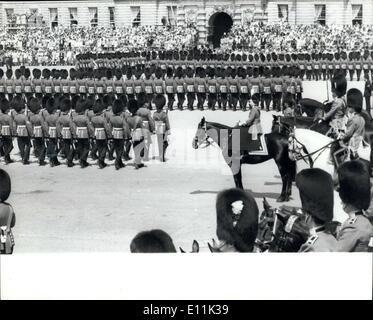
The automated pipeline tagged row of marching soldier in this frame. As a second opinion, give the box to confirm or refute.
[0,93,170,170]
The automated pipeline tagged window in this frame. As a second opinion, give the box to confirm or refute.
[69,8,78,26]
[315,5,326,25]
[352,5,363,26]
[5,9,15,26]
[131,6,141,27]
[89,7,98,27]
[49,8,58,29]
[29,8,38,27]
[109,7,115,28]
[278,4,288,22]
[167,6,177,26]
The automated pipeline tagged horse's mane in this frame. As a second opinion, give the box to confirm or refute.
[206,121,232,130]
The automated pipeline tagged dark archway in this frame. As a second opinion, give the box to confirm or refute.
[208,12,233,48]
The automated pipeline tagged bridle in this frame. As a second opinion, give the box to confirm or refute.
[288,132,335,167]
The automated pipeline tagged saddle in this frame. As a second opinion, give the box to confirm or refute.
[238,127,268,155]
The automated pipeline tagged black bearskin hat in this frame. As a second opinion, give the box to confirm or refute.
[28,97,41,114]
[295,168,334,223]
[60,99,71,113]
[127,99,139,115]
[130,229,177,253]
[216,188,259,252]
[0,169,11,202]
[338,160,371,211]
[112,99,124,115]
[346,88,363,113]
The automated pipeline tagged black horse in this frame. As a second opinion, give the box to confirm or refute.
[192,117,296,202]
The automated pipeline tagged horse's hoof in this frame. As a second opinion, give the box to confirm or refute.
[276,196,286,203]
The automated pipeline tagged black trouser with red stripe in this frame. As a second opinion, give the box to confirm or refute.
[208,93,217,110]
[47,138,59,164]
[0,136,13,163]
[197,93,206,110]
[239,93,249,110]
[17,137,31,163]
[113,139,124,166]
[219,93,228,109]
[187,92,195,110]
[96,139,108,164]
[62,139,74,165]
[167,94,175,110]
[262,94,272,111]
[76,138,90,163]
[229,93,239,110]
[177,93,185,109]
[33,138,46,163]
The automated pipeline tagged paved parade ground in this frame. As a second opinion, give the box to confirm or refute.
[4,80,368,253]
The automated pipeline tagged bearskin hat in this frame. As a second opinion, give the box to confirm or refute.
[42,68,51,79]
[106,69,113,79]
[216,188,259,252]
[32,68,41,79]
[332,74,347,98]
[346,87,363,111]
[130,229,176,253]
[127,99,139,115]
[75,98,85,114]
[93,99,104,114]
[338,160,371,211]
[14,68,22,79]
[0,98,9,113]
[295,168,334,223]
[112,99,124,115]
[0,169,11,202]
[0,69,3,79]
[60,98,71,113]
[46,98,55,114]
[28,97,41,114]
[5,69,12,79]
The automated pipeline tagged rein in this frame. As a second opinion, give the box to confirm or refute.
[291,135,336,164]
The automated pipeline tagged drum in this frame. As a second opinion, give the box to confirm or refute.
[95,128,106,140]
[112,128,124,139]
[155,121,166,134]
[61,127,72,139]
[33,126,43,138]
[76,127,88,139]
[1,125,11,136]
[17,125,28,137]
[49,127,57,138]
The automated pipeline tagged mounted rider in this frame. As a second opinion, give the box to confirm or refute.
[321,74,347,139]
[340,88,366,160]
[237,93,263,140]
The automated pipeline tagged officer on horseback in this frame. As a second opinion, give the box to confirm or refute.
[237,93,263,140]
[321,74,347,139]
[340,88,365,161]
